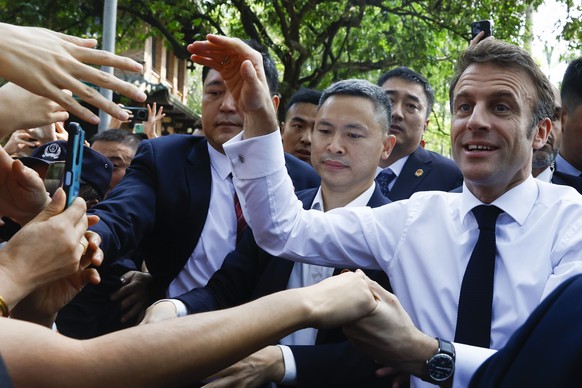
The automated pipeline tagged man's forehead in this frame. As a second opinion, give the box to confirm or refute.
[203,69,225,86]
[286,102,318,120]
[381,78,425,104]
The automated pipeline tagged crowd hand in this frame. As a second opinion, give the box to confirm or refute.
[2,130,40,157]
[301,269,378,329]
[109,104,133,129]
[0,189,96,306]
[469,30,488,46]
[375,366,411,388]
[143,102,165,139]
[342,277,437,379]
[0,82,69,137]
[0,145,49,224]
[188,34,278,133]
[139,299,179,325]
[54,121,68,141]
[0,22,146,125]
[202,346,284,388]
[110,270,153,323]
[10,230,102,328]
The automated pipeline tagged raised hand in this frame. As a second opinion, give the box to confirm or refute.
[0,22,147,124]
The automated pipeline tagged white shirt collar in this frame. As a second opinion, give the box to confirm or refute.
[534,167,553,183]
[311,183,376,212]
[376,154,409,177]
[460,176,539,226]
[207,142,232,181]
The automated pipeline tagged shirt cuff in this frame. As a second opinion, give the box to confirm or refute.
[152,298,188,317]
[452,342,497,387]
[277,345,297,385]
[223,130,285,180]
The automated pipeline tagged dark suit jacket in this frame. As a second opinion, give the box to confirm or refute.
[470,274,582,387]
[177,185,393,387]
[388,146,463,201]
[89,135,319,297]
[552,170,582,194]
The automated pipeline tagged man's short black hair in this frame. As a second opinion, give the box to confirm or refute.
[286,88,322,112]
[90,129,142,153]
[202,39,279,95]
[561,57,582,113]
[377,66,435,119]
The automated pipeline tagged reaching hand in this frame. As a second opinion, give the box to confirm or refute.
[111,270,153,323]
[0,189,93,303]
[202,346,284,388]
[10,229,102,327]
[342,276,437,379]
[143,103,165,139]
[0,145,50,224]
[139,300,179,325]
[188,34,278,136]
[0,22,146,124]
[0,82,69,137]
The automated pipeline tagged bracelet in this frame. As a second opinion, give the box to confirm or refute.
[0,296,9,317]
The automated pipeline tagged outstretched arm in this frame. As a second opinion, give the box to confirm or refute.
[1,270,377,387]
[0,22,146,124]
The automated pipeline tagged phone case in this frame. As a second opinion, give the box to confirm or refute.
[63,122,85,208]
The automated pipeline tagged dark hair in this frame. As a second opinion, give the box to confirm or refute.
[449,39,554,138]
[561,57,582,114]
[283,88,322,119]
[377,66,434,119]
[90,129,142,153]
[79,183,103,204]
[320,79,392,132]
[202,39,279,95]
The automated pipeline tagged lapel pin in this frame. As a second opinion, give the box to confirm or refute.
[415,169,424,177]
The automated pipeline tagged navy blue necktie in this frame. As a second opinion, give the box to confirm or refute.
[455,205,503,348]
[376,169,395,197]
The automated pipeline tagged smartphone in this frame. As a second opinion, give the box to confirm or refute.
[471,20,492,40]
[63,122,85,208]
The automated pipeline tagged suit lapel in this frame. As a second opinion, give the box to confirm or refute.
[389,146,432,200]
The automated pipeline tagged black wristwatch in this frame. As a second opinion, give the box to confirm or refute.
[425,338,455,385]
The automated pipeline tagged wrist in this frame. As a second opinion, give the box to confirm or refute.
[243,105,279,139]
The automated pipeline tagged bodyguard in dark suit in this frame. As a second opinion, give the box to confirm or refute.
[532,83,582,194]
[376,67,462,200]
[141,79,400,387]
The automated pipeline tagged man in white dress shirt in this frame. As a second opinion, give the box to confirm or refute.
[188,36,582,387]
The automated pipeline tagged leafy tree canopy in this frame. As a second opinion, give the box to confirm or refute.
[1,0,581,153]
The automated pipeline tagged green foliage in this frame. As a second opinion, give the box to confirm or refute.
[1,0,581,153]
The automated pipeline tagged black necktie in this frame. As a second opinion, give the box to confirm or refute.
[455,205,503,348]
[376,169,395,197]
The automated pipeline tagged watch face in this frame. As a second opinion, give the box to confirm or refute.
[427,354,454,382]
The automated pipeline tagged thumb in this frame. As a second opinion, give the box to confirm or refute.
[33,188,66,221]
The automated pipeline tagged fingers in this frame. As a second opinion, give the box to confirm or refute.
[50,29,98,49]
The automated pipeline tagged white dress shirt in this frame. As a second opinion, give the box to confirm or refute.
[224,130,582,388]
[168,143,238,297]
[278,184,375,384]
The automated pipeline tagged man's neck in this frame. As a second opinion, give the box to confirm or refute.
[320,182,373,211]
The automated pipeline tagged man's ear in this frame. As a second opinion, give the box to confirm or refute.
[271,94,280,112]
[380,134,397,161]
[532,117,551,150]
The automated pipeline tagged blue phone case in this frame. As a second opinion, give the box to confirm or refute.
[63,122,85,208]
